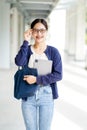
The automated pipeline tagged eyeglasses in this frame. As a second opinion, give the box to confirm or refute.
[32,28,46,34]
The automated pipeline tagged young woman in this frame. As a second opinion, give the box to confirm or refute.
[15,18,62,130]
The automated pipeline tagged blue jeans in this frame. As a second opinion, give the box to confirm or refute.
[21,85,54,130]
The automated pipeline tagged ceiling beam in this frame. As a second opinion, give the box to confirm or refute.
[21,4,52,10]
[20,0,53,5]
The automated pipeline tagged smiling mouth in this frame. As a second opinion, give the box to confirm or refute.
[36,36,43,39]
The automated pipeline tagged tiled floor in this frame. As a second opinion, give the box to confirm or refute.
[0,60,87,130]
[51,61,87,130]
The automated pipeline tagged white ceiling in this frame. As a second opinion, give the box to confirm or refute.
[6,0,59,22]
[55,0,79,10]
[6,0,79,23]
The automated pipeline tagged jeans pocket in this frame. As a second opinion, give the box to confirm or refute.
[43,86,52,94]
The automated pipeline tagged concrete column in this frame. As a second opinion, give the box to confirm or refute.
[18,13,24,47]
[75,0,86,61]
[64,10,70,54]
[65,6,77,57]
[10,7,19,65]
[0,0,10,69]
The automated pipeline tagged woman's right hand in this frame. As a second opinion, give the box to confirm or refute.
[24,29,32,41]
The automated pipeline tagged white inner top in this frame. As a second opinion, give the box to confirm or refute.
[28,46,48,68]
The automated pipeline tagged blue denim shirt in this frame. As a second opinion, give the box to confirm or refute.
[15,40,62,99]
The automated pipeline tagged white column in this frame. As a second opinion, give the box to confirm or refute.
[65,7,77,57]
[18,13,24,47]
[75,0,86,61]
[0,0,10,68]
[64,10,70,54]
[10,7,19,65]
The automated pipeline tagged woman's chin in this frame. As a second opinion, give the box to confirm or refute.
[36,38,44,43]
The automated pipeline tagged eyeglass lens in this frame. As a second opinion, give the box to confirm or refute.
[33,29,46,34]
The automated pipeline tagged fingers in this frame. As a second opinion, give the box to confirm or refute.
[23,75,28,80]
[24,29,32,41]
[23,75,36,84]
[28,29,32,34]
[24,75,29,78]
[25,29,32,35]
[23,75,32,80]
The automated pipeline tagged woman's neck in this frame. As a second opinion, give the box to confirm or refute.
[34,42,45,48]
[33,42,47,54]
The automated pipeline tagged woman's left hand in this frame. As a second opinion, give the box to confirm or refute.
[23,75,36,84]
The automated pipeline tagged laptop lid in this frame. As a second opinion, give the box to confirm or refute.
[33,59,52,75]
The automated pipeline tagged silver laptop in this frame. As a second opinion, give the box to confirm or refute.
[33,59,52,75]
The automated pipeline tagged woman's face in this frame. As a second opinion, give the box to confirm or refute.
[32,22,47,43]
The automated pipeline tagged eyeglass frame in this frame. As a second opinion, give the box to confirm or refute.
[32,28,47,34]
